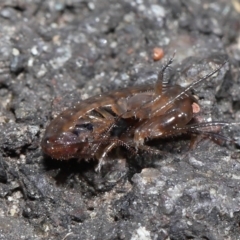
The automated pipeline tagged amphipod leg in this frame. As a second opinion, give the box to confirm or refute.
[95,137,138,172]
[134,98,193,145]
[95,142,117,172]
[175,122,237,145]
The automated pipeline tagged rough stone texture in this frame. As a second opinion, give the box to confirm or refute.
[0,0,240,239]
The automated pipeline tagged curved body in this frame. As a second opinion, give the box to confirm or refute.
[41,58,227,170]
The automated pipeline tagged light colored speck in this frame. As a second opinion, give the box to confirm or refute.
[98,38,108,47]
[7,196,13,202]
[131,226,151,240]
[27,57,34,67]
[167,185,183,199]
[42,45,49,52]
[110,41,117,48]
[139,51,147,58]
[151,5,165,18]
[20,154,26,164]
[231,174,240,180]
[50,45,72,69]
[88,85,93,91]
[138,4,146,12]
[36,64,47,78]
[12,48,20,56]
[31,46,39,56]
[124,12,135,22]
[187,221,193,226]
[188,157,204,167]
[54,3,64,11]
[9,205,18,216]
[120,73,129,81]
[210,188,217,196]
[51,23,58,29]
[88,2,95,10]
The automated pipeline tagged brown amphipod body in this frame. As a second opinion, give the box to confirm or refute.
[41,57,232,170]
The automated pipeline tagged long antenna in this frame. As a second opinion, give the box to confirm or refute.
[155,52,176,94]
[150,61,227,117]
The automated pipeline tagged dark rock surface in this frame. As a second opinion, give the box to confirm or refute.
[0,0,240,239]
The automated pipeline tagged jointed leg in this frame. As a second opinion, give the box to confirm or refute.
[95,142,117,172]
[95,138,137,172]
